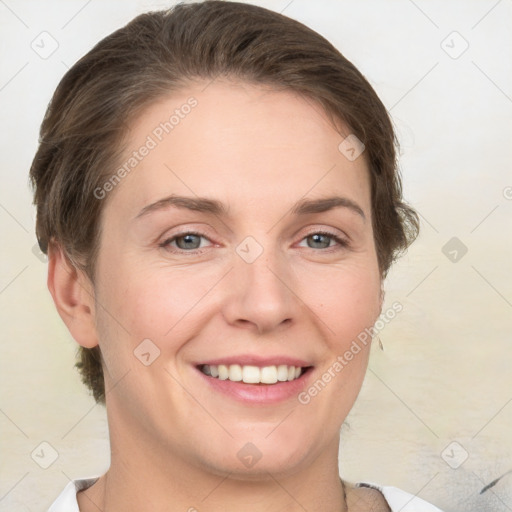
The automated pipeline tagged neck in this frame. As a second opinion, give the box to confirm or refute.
[79,405,347,512]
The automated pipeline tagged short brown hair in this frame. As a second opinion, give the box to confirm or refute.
[29,0,419,405]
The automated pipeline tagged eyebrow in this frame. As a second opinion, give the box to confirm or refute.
[134,195,366,222]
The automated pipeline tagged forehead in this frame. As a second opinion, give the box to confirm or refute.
[103,79,371,221]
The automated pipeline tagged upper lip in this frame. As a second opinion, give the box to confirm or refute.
[196,355,313,368]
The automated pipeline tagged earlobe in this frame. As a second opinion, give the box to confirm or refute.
[47,242,99,349]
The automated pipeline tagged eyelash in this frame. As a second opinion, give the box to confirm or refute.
[159,230,349,254]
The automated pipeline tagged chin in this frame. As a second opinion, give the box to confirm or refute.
[193,432,315,480]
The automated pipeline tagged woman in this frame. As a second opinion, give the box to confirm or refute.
[30,1,442,510]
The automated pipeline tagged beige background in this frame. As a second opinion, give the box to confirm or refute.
[0,1,511,511]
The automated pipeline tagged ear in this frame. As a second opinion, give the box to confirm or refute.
[47,242,99,348]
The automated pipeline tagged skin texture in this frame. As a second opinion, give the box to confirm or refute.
[48,79,389,511]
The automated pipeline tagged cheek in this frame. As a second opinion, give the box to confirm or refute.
[294,262,381,343]
[92,270,189,395]
[99,262,221,347]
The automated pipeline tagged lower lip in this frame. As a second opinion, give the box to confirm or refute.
[195,367,313,405]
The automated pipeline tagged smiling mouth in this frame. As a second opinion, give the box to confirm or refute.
[199,364,312,384]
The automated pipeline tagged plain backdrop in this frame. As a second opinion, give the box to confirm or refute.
[0,1,511,511]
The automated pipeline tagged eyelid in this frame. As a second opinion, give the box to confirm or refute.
[297,225,350,243]
[158,223,216,242]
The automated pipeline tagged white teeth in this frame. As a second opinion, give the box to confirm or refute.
[260,366,278,384]
[218,364,229,380]
[230,364,243,382]
[242,365,260,383]
[277,364,289,382]
[201,364,304,384]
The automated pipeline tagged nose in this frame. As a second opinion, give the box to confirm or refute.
[222,246,300,335]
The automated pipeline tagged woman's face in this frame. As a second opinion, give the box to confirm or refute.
[91,79,382,477]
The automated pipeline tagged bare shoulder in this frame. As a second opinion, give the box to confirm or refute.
[345,482,392,512]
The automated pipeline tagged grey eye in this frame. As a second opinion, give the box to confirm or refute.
[175,234,203,250]
[306,233,332,249]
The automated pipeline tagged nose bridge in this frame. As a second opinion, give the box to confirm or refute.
[224,237,298,333]
[245,250,287,298]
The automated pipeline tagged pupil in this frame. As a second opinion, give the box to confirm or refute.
[309,234,329,249]
[178,234,200,249]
